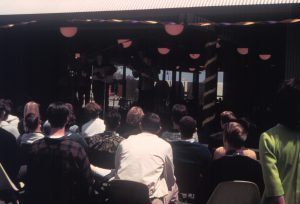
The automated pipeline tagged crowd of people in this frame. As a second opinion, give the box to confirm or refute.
[0,78,300,204]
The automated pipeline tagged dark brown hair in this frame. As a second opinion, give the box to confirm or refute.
[85,102,102,119]
[223,122,247,149]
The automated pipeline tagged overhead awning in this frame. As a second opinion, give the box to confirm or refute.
[0,0,300,15]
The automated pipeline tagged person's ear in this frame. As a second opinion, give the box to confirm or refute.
[156,126,162,135]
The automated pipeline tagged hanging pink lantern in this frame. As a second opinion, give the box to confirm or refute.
[189,67,196,72]
[237,48,249,55]
[189,53,201,60]
[75,53,80,59]
[259,54,272,61]
[164,24,184,36]
[176,65,180,69]
[158,48,170,55]
[60,27,78,38]
[117,39,132,48]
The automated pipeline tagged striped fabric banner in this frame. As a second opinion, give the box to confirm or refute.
[201,35,218,141]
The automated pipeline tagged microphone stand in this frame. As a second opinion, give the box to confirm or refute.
[89,65,95,103]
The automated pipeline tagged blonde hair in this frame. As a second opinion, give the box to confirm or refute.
[126,106,144,126]
[24,101,40,119]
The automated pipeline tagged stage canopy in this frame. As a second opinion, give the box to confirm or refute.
[0,0,299,15]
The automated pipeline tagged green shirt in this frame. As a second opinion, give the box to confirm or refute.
[259,124,300,204]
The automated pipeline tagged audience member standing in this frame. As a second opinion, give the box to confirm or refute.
[82,102,105,137]
[115,113,178,204]
[259,78,300,204]
[25,102,93,204]
[86,110,124,169]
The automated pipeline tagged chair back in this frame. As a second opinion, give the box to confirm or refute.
[207,180,260,204]
[109,180,151,204]
[0,163,18,192]
[174,161,203,194]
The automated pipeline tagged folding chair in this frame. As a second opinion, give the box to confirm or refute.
[0,163,20,204]
[174,162,205,203]
[206,180,261,204]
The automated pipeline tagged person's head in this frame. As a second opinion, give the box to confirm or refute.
[179,116,197,139]
[0,100,8,121]
[126,106,144,127]
[85,102,101,120]
[25,113,41,133]
[24,101,40,119]
[140,113,161,135]
[172,104,188,125]
[105,110,121,131]
[47,102,69,129]
[275,78,300,130]
[223,122,247,149]
[0,99,13,115]
[220,111,236,129]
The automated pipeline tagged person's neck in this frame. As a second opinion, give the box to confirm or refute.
[50,127,66,137]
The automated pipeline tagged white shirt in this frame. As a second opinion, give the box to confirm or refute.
[115,132,176,199]
[0,120,20,138]
[161,131,199,143]
[81,118,105,137]
[6,114,20,129]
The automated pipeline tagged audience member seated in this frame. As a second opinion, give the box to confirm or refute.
[43,102,87,150]
[19,113,44,145]
[208,111,236,153]
[82,102,105,137]
[171,116,211,167]
[118,106,144,139]
[1,99,20,129]
[0,127,20,183]
[0,100,20,138]
[18,101,40,135]
[25,102,93,204]
[115,113,178,204]
[259,78,300,204]
[86,110,124,169]
[18,113,44,166]
[213,119,257,160]
[171,116,211,203]
[161,104,198,142]
[206,122,264,201]
[65,103,79,134]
